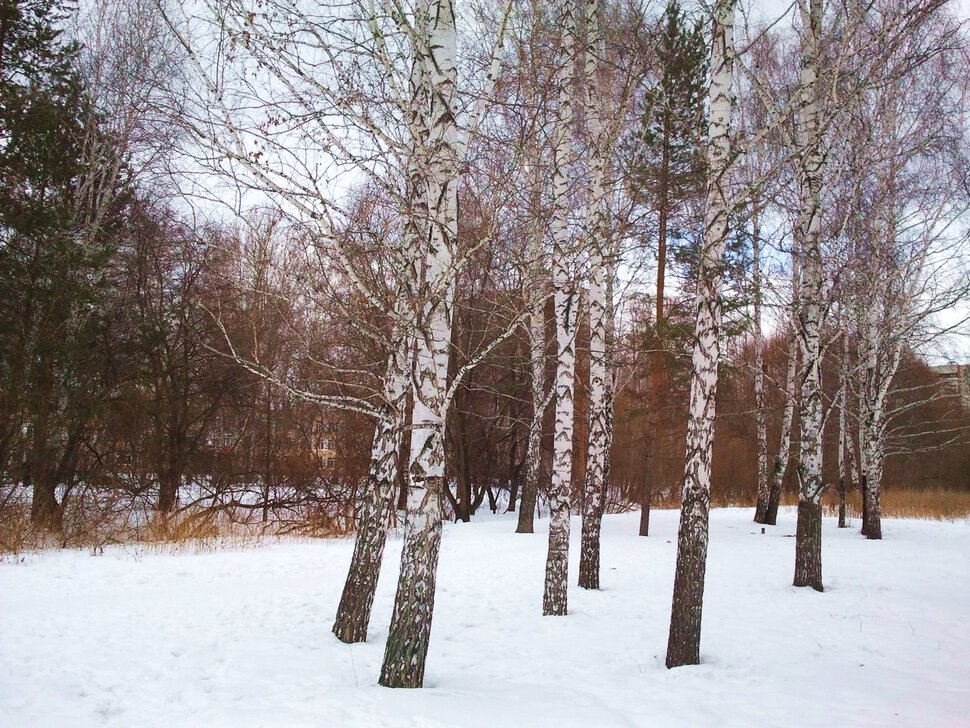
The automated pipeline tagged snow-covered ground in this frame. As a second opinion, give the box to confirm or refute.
[2,508,968,727]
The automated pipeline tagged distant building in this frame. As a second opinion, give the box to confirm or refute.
[931,363,970,409]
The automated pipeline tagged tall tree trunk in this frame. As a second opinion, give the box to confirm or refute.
[793,0,825,593]
[766,271,800,526]
[579,0,612,590]
[641,211,668,538]
[380,0,457,688]
[332,345,409,643]
[542,0,578,616]
[516,165,548,535]
[837,333,849,528]
[752,200,770,523]
[336,10,431,646]
[515,319,544,533]
[665,0,735,670]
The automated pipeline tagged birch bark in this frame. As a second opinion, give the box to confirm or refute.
[837,331,849,528]
[665,0,736,669]
[542,0,579,617]
[516,194,548,535]
[380,0,458,688]
[793,0,826,592]
[578,0,613,591]
[765,267,800,526]
[751,200,769,524]
[334,10,429,643]
[332,342,411,643]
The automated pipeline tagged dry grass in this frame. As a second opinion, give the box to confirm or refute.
[704,486,970,521]
[0,503,31,556]
[754,487,970,522]
[0,499,353,559]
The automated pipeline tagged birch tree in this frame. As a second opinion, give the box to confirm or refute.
[840,20,970,540]
[162,0,517,679]
[578,0,609,589]
[542,0,579,617]
[787,0,952,587]
[577,0,641,589]
[516,151,551,534]
[665,0,736,669]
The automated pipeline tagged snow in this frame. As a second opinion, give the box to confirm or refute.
[2,508,968,727]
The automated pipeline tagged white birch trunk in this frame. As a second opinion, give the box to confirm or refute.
[578,0,613,591]
[665,0,736,669]
[380,0,457,688]
[765,310,799,526]
[542,0,579,617]
[335,14,429,642]
[333,341,411,642]
[793,0,826,592]
[752,200,770,523]
[837,332,850,528]
[517,205,548,534]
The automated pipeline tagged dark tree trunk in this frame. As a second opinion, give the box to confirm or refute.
[456,476,471,523]
[837,475,846,528]
[507,481,519,513]
[860,473,869,537]
[793,497,823,591]
[507,439,521,512]
[516,465,538,533]
[639,484,652,537]
[30,479,61,531]
[765,458,783,526]
[642,197,667,538]
[158,470,179,514]
[485,485,498,513]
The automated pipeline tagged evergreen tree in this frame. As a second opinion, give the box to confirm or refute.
[626,0,707,535]
[0,0,127,529]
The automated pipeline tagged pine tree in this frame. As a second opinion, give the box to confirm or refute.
[0,0,126,529]
[627,0,707,536]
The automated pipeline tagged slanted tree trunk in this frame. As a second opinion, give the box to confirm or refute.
[542,0,578,616]
[332,345,410,643]
[336,17,430,646]
[380,0,457,688]
[793,0,825,593]
[665,0,735,670]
